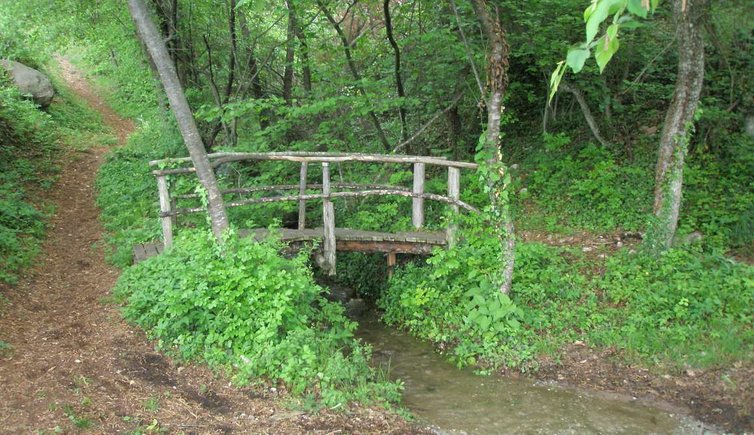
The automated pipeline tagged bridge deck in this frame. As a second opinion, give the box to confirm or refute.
[132,228,447,264]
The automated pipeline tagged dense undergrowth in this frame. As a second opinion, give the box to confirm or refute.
[380,214,754,373]
[0,75,55,284]
[114,230,400,408]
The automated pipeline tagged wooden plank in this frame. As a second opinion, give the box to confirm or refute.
[336,240,436,254]
[412,162,425,229]
[132,244,147,264]
[147,243,160,257]
[447,167,460,247]
[133,227,446,263]
[298,162,307,230]
[322,163,336,275]
[157,175,173,248]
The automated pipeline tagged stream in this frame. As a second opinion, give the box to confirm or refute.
[354,313,710,434]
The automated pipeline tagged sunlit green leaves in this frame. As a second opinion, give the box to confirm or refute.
[595,24,620,72]
[566,45,591,73]
[551,0,661,97]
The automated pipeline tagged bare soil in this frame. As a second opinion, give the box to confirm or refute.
[0,58,426,434]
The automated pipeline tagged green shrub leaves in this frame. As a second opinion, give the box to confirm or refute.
[114,230,401,408]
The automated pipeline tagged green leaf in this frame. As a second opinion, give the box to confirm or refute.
[595,28,620,73]
[585,0,612,43]
[626,0,649,17]
[617,15,644,29]
[548,61,567,103]
[566,47,591,73]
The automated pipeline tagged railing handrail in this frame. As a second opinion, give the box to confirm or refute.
[160,189,478,218]
[149,151,478,175]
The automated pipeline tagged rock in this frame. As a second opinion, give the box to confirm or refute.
[0,60,54,107]
[344,298,366,317]
[326,286,353,303]
[673,231,703,247]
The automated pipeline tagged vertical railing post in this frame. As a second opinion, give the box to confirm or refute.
[298,162,308,229]
[412,162,425,229]
[322,162,336,275]
[387,252,397,279]
[156,174,173,248]
[447,167,460,247]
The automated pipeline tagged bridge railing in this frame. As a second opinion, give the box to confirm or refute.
[149,152,478,271]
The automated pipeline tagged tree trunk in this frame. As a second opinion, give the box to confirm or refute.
[646,0,706,252]
[560,81,611,148]
[127,0,229,243]
[293,9,312,94]
[384,0,408,144]
[205,0,238,149]
[470,0,515,294]
[316,0,392,152]
[238,12,267,129]
[283,0,297,104]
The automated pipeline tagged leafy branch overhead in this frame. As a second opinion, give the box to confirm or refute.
[549,0,661,102]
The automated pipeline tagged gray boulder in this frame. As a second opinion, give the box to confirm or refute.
[0,60,54,108]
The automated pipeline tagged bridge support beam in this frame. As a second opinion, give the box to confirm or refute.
[412,162,425,228]
[322,162,336,275]
[387,251,397,279]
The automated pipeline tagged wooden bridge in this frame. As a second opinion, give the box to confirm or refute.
[133,152,478,275]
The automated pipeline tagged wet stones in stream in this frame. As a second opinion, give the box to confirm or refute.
[321,282,366,317]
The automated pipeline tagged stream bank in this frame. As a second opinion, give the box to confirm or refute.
[354,311,715,434]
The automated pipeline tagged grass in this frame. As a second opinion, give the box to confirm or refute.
[0,340,11,355]
[62,404,93,429]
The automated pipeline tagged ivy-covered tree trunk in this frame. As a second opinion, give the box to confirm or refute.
[646,0,706,252]
[470,0,515,294]
[127,0,230,243]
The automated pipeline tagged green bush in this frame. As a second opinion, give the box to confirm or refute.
[380,217,535,372]
[0,75,57,283]
[95,120,184,266]
[114,230,401,407]
[382,212,754,372]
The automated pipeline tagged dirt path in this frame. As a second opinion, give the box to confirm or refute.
[0,59,423,434]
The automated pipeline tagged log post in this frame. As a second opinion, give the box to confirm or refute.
[322,162,336,275]
[298,162,308,229]
[387,251,397,279]
[157,174,173,248]
[447,167,460,246]
[412,162,425,229]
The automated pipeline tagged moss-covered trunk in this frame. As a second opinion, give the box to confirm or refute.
[646,0,707,251]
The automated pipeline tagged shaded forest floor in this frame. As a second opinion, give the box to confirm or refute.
[0,58,425,434]
[517,230,753,432]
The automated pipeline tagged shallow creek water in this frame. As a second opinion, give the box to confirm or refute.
[355,314,709,434]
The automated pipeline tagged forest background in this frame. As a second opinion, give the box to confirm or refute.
[1,0,753,428]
